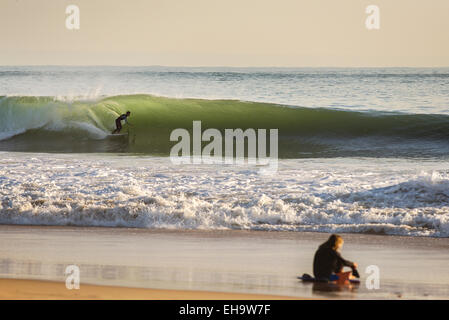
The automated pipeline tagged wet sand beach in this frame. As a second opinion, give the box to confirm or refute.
[0,225,448,299]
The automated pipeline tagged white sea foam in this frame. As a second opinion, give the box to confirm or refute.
[0,153,448,237]
[44,120,109,139]
[0,97,111,141]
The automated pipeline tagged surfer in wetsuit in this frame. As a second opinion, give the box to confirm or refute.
[313,234,359,283]
[112,111,131,134]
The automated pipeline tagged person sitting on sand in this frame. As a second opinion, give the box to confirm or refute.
[112,111,131,134]
[313,234,359,284]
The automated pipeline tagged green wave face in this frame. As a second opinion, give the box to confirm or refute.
[1,94,449,158]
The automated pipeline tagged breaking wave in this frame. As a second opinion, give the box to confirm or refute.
[1,95,449,158]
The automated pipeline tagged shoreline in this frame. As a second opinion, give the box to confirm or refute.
[1,223,448,245]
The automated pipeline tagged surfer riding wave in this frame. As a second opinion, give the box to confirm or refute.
[112,111,131,134]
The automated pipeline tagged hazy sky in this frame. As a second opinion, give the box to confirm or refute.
[1,0,448,67]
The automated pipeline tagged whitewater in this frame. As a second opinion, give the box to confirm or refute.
[1,66,449,237]
[1,153,448,237]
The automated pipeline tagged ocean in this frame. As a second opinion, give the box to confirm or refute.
[1,66,448,237]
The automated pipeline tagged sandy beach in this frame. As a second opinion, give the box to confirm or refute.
[0,225,448,300]
[0,278,298,300]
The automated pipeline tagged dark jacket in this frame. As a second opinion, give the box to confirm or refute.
[313,245,354,280]
[116,114,128,122]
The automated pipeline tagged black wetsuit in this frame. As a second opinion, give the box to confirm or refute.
[313,245,354,281]
[115,114,128,130]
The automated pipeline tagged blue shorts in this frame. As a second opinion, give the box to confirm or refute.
[329,274,339,281]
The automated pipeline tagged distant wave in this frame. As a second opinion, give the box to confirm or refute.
[1,94,449,158]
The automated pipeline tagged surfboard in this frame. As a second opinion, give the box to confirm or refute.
[297,275,360,284]
[108,133,128,136]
